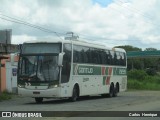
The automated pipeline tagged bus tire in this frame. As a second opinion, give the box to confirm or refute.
[113,87,118,97]
[113,83,119,97]
[35,97,43,103]
[70,86,79,102]
[108,84,114,98]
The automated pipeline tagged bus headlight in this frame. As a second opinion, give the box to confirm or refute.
[48,84,59,89]
[18,84,25,88]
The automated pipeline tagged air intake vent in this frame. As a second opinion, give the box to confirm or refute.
[64,32,79,40]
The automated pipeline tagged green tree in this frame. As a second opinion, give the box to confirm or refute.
[115,45,142,52]
[144,48,157,51]
[115,46,159,71]
[144,47,159,73]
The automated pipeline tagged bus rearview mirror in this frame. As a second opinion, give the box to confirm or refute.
[58,52,64,67]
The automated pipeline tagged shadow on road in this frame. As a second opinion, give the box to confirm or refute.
[25,95,121,105]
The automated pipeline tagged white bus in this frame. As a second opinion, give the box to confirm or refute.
[17,39,127,103]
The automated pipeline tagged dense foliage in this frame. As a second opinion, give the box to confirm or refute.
[116,45,160,71]
[115,45,160,90]
[127,69,160,90]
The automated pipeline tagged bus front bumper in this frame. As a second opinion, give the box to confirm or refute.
[18,87,61,98]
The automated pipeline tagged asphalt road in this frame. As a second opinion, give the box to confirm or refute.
[0,91,160,120]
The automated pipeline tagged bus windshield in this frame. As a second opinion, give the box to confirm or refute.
[19,55,59,82]
[18,43,62,82]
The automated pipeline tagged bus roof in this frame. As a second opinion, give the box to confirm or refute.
[24,39,64,44]
[24,39,125,53]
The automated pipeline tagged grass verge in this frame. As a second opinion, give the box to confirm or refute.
[127,69,160,90]
[0,91,12,102]
[128,78,160,90]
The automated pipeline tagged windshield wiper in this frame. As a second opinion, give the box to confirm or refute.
[35,56,39,80]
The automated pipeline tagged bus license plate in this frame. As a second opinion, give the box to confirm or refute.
[33,92,40,94]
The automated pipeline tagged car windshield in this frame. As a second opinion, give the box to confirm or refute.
[19,55,59,82]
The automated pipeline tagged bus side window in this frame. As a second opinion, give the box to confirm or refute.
[81,49,86,63]
[110,51,114,65]
[117,52,121,66]
[91,49,95,64]
[98,50,103,64]
[73,51,78,63]
[101,50,106,64]
[61,43,71,83]
[96,50,101,64]
[92,49,98,64]
[87,48,92,64]
[105,51,109,64]
[114,52,117,65]
[118,52,122,66]
[123,53,126,66]
[78,51,82,63]
[119,55,123,66]
[82,48,88,63]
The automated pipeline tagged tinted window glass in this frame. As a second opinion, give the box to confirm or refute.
[73,45,126,66]
[61,43,71,83]
[22,43,61,54]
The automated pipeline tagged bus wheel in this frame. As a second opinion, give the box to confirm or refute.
[108,84,114,98]
[70,86,79,102]
[35,97,43,103]
[113,87,118,97]
[113,84,119,97]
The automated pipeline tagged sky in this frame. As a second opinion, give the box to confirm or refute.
[0,0,160,50]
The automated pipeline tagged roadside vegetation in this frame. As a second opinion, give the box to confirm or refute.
[116,45,160,90]
[0,91,12,102]
[127,69,160,90]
